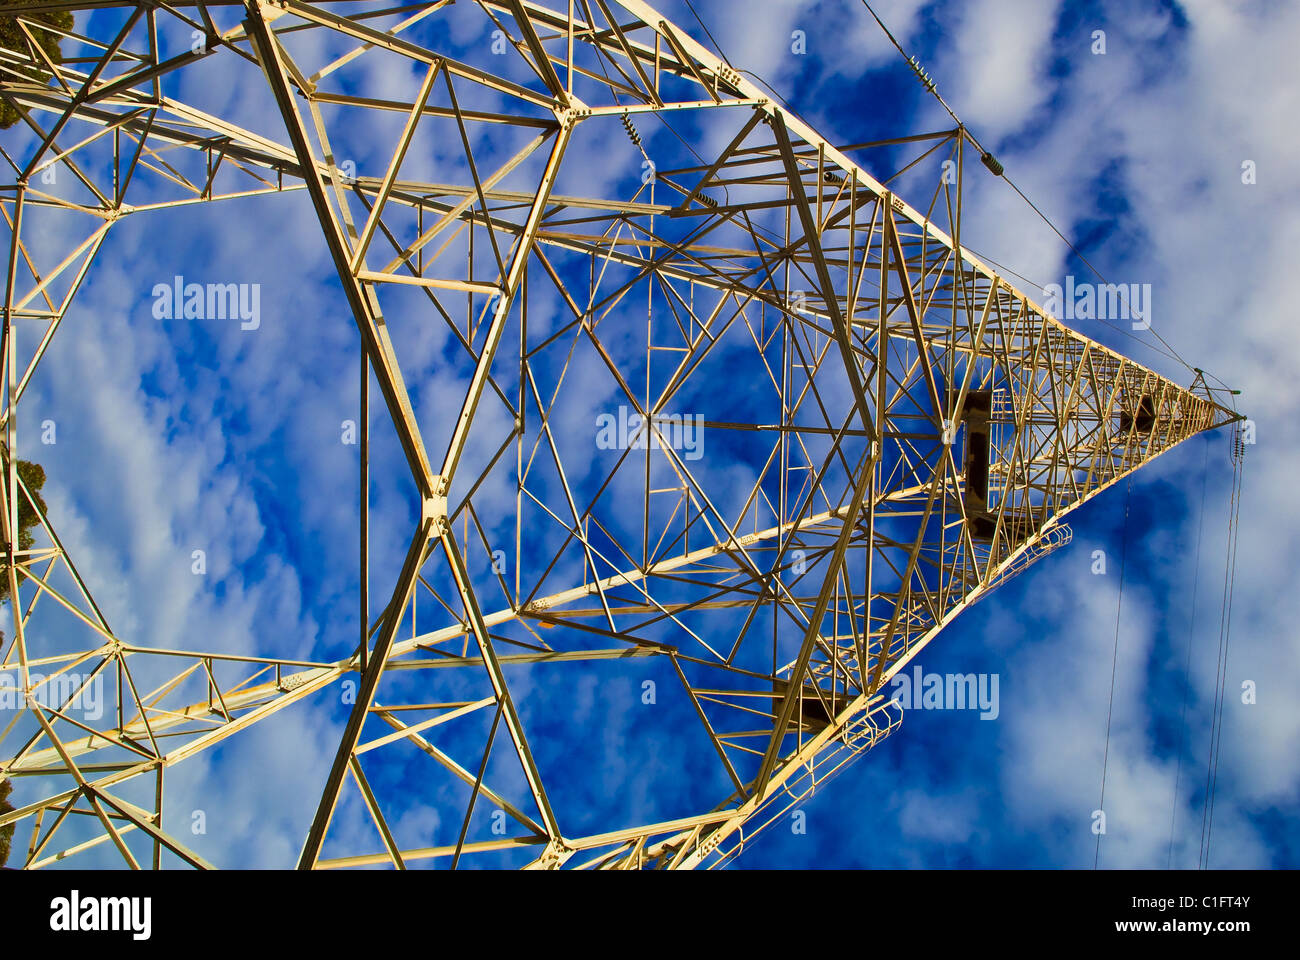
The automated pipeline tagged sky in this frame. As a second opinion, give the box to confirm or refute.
[3,0,1296,870]
[668,0,1297,870]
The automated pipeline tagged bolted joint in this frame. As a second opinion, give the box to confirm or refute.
[256,0,289,23]
[716,65,743,89]
[425,476,449,531]
[555,104,590,128]
[428,510,450,536]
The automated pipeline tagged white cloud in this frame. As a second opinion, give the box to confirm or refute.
[7,0,1297,871]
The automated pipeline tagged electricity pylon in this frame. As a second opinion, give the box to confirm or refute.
[0,0,1239,870]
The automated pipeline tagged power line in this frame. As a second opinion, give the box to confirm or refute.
[857,0,1204,382]
[1095,475,1133,869]
[1200,435,1245,868]
[682,0,733,69]
[680,1,1222,388]
[962,247,1191,369]
[857,0,963,129]
[1168,433,1211,869]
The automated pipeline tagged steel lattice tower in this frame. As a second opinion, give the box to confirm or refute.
[0,0,1239,869]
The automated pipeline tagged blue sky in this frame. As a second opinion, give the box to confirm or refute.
[4,0,1296,869]
[689,0,1295,869]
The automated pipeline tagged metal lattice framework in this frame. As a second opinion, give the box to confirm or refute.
[0,0,1238,869]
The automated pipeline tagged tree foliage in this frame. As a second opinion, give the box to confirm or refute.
[0,452,46,860]
[0,2,74,129]
[0,776,13,867]
[0,449,46,603]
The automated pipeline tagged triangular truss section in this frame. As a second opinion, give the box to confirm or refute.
[0,0,1239,869]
